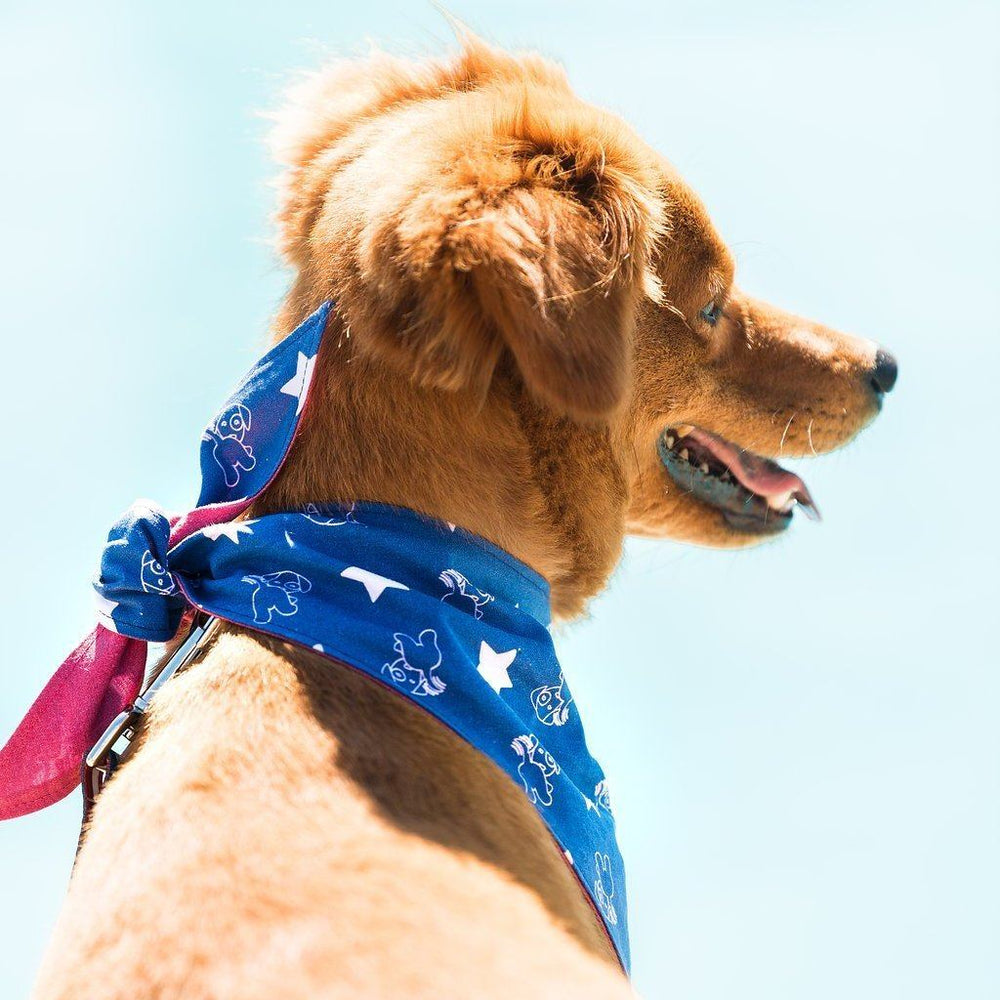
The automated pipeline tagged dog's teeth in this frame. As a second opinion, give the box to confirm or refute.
[798,498,822,521]
[699,463,710,474]
[769,490,795,511]
[679,448,689,462]
[665,435,676,448]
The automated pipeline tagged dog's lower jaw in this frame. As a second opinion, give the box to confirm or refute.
[626,486,786,548]
[34,632,630,1000]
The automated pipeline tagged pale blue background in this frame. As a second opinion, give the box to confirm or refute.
[1,2,996,997]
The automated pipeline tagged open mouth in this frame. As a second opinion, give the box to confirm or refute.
[657,425,820,535]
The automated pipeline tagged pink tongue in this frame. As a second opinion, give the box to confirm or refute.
[686,428,819,515]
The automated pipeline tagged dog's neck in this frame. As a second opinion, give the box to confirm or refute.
[254,304,626,619]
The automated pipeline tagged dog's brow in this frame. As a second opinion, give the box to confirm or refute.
[707,266,731,300]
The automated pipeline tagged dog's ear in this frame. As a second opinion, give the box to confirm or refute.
[412,158,665,420]
[271,42,665,420]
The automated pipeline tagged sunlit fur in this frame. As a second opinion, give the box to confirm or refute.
[34,35,884,1000]
[261,35,881,611]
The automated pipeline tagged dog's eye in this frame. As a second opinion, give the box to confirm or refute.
[699,300,723,326]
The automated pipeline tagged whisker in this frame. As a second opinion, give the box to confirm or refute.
[779,413,796,454]
[807,419,818,456]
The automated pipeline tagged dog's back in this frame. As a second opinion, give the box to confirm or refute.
[35,633,628,999]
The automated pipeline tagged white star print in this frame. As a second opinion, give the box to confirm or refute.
[340,566,409,603]
[476,641,517,693]
[584,796,599,813]
[94,592,119,631]
[202,521,255,544]
[280,351,317,415]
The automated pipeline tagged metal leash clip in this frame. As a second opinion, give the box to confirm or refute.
[82,615,218,809]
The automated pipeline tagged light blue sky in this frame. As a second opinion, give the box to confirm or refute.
[1,2,997,997]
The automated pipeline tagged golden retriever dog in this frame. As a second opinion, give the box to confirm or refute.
[31,34,896,1000]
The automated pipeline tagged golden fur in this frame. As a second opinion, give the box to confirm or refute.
[33,35,886,999]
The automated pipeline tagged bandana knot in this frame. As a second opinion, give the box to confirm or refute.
[94,500,186,643]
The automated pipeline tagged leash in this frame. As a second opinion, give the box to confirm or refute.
[80,614,219,820]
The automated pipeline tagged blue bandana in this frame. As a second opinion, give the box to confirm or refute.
[0,303,630,971]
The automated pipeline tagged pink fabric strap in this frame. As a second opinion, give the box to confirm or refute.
[0,629,147,820]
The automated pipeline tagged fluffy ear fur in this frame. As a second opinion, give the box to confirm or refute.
[270,37,665,420]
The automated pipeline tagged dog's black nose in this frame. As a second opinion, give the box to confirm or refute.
[870,349,899,394]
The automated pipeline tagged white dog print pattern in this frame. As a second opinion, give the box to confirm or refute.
[511,734,561,807]
[204,402,256,489]
[302,502,358,526]
[593,852,618,925]
[381,629,446,697]
[439,569,493,619]
[594,779,613,816]
[530,670,573,726]
[140,550,176,596]
[242,571,311,625]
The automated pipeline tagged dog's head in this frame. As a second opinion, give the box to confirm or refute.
[264,571,311,595]
[264,36,896,614]
[624,195,895,544]
[214,403,252,442]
